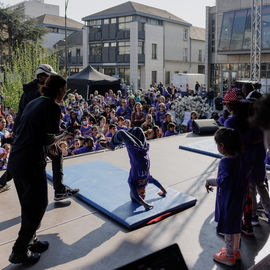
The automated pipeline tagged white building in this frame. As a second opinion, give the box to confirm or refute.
[11,0,59,18]
[82,1,205,90]
[36,14,83,49]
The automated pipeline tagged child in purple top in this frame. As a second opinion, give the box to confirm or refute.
[218,110,230,126]
[116,100,132,119]
[186,111,198,132]
[101,127,167,210]
[80,116,92,137]
[105,124,117,139]
[164,123,178,137]
[205,128,247,266]
[117,116,128,130]
[72,137,95,155]
[155,103,167,127]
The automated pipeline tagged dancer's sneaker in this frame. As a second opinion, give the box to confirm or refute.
[9,250,40,265]
[213,249,236,266]
[54,188,80,201]
[0,183,11,193]
[29,240,49,253]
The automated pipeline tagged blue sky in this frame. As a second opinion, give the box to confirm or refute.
[3,0,216,27]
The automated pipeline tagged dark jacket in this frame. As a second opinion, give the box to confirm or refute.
[13,79,41,133]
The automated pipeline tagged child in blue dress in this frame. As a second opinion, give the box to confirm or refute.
[205,128,247,266]
[100,127,167,210]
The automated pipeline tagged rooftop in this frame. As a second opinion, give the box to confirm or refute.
[82,1,191,26]
[36,14,83,30]
[190,26,205,41]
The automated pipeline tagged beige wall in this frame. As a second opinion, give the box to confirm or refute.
[164,22,190,62]
[191,39,205,64]
[143,24,164,89]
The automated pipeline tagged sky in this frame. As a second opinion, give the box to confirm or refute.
[2,0,216,27]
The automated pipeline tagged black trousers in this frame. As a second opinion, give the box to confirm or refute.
[8,153,48,253]
[47,149,65,194]
[0,149,66,194]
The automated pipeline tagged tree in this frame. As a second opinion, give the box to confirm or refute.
[0,42,59,111]
[0,3,46,53]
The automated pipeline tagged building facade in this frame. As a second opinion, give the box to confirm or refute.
[82,1,205,90]
[11,0,59,18]
[55,30,83,75]
[206,0,270,93]
[36,14,83,49]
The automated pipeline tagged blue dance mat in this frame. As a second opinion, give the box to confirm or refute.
[179,138,270,170]
[46,161,197,230]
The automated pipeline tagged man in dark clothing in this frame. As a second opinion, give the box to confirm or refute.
[215,93,224,112]
[207,88,215,108]
[0,64,79,200]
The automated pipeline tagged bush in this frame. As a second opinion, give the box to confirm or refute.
[0,42,59,111]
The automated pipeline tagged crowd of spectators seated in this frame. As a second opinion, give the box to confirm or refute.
[0,82,226,167]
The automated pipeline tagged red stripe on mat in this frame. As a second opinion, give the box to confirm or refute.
[146,210,177,225]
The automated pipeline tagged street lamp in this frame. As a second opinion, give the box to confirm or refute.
[64,0,70,77]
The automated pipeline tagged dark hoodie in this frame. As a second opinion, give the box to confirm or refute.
[13,79,41,134]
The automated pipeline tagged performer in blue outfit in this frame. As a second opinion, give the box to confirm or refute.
[100,127,167,210]
[205,128,247,267]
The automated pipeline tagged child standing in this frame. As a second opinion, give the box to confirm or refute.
[205,128,247,266]
[100,127,167,210]
[186,111,198,132]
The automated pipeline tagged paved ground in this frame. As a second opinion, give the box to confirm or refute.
[0,133,269,270]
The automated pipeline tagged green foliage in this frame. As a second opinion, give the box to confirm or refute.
[0,3,46,51]
[0,42,59,111]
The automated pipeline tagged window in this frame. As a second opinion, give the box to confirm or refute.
[198,49,202,62]
[183,48,188,62]
[152,44,157,59]
[118,41,130,55]
[119,22,130,30]
[152,71,157,84]
[119,16,132,30]
[165,71,170,85]
[111,42,116,47]
[111,18,117,24]
[119,68,130,84]
[76,49,80,57]
[262,6,270,49]
[219,11,234,51]
[89,20,101,26]
[104,19,110,24]
[230,9,248,50]
[104,43,109,47]
[243,9,251,49]
[89,44,102,56]
[184,29,189,40]
[210,16,216,52]
[89,20,102,32]
[138,41,144,54]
